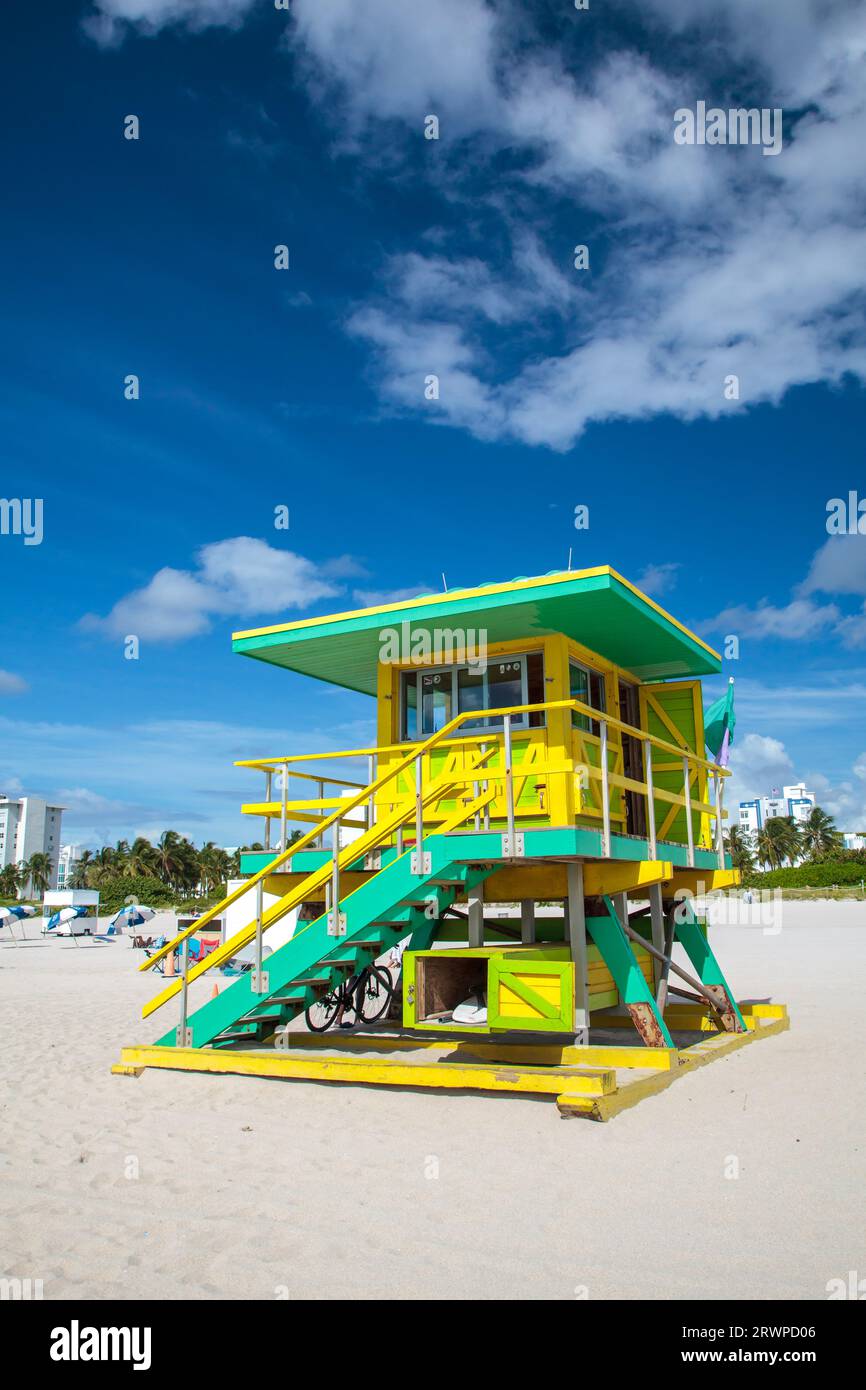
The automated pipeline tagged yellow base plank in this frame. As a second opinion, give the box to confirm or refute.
[116,1045,615,1097]
[116,1004,789,1120]
[279,1031,680,1072]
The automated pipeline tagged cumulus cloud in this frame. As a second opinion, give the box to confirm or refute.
[79,537,347,642]
[698,597,842,641]
[727,732,794,803]
[82,0,866,449]
[701,534,866,648]
[800,534,866,597]
[289,0,866,448]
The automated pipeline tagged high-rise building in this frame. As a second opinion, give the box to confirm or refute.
[738,784,815,835]
[0,795,65,894]
[57,844,84,889]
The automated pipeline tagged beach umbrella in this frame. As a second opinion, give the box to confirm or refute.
[0,904,37,921]
[110,904,156,928]
[45,905,88,932]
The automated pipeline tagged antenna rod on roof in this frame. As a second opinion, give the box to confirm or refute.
[567,547,572,571]
[442,572,448,591]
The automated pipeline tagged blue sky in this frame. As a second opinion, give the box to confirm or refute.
[3,0,866,847]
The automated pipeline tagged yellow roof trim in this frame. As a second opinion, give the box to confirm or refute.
[232,565,721,664]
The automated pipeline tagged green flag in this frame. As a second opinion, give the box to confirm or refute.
[704,678,735,762]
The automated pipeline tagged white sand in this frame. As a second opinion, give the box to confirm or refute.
[1,902,864,1301]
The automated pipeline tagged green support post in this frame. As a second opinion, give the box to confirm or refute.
[587,897,674,1048]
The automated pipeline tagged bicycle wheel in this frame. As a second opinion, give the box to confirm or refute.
[356,965,394,1024]
[305,988,342,1032]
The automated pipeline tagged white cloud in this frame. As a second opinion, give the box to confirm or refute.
[80,0,866,448]
[701,534,866,649]
[699,597,842,641]
[353,584,435,607]
[292,0,866,448]
[635,562,680,598]
[726,732,794,807]
[800,534,866,597]
[0,670,28,695]
[79,538,346,642]
[727,734,866,832]
[83,0,257,46]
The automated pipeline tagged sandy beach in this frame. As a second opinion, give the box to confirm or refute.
[1,902,864,1301]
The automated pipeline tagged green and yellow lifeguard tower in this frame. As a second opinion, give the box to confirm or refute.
[117,567,788,1118]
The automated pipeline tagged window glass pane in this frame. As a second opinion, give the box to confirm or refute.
[570,662,605,733]
[589,671,606,715]
[486,659,524,726]
[526,651,545,727]
[421,671,452,733]
[570,662,590,732]
[401,671,417,741]
[456,666,485,721]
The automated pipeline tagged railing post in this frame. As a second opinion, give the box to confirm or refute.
[280,762,288,852]
[503,714,515,845]
[411,752,429,874]
[481,742,490,831]
[644,738,656,860]
[251,878,268,992]
[368,754,376,832]
[316,779,325,848]
[175,935,191,1045]
[473,778,481,831]
[264,769,272,851]
[683,755,695,867]
[566,862,589,1044]
[599,720,611,858]
[327,815,345,936]
[714,772,725,869]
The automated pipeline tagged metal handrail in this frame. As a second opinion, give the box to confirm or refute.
[143,696,730,1029]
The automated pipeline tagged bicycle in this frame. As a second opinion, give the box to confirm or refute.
[304,962,394,1032]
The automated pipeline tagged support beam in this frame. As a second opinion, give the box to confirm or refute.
[467,881,484,948]
[587,897,675,1049]
[666,898,747,1033]
[520,899,536,945]
[566,862,589,1043]
[648,883,665,992]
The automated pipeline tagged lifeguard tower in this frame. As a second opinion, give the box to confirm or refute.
[116,567,788,1118]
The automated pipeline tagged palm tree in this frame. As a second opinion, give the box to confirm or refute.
[799,806,842,860]
[23,851,53,897]
[155,831,186,888]
[0,862,22,898]
[127,837,158,878]
[197,842,221,894]
[724,824,756,874]
[71,850,93,888]
[755,816,801,870]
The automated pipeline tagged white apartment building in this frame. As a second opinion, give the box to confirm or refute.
[57,844,84,889]
[0,795,65,894]
[738,783,816,835]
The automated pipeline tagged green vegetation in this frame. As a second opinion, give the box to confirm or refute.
[725,806,866,891]
[0,829,303,912]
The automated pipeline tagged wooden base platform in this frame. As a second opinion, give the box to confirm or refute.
[113,1003,789,1121]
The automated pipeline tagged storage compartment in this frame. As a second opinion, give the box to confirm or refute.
[404,946,576,1034]
[413,953,487,1027]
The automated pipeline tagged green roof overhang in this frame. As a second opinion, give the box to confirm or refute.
[231,567,721,695]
